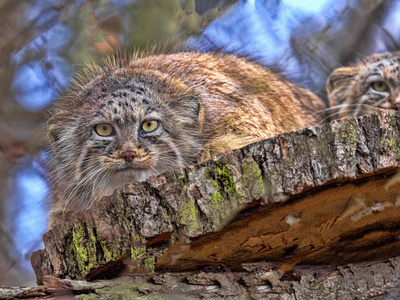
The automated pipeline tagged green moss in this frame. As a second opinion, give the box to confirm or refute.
[381,112,400,156]
[340,121,359,158]
[144,256,155,272]
[161,207,171,223]
[174,171,188,189]
[124,207,132,219]
[130,240,155,274]
[242,159,263,187]
[257,169,262,181]
[180,199,199,231]
[135,234,141,242]
[77,286,142,299]
[383,134,396,150]
[202,162,245,222]
[208,176,226,206]
[72,223,97,274]
[130,245,146,260]
[215,161,237,198]
[100,240,117,261]
[241,158,265,200]
[389,112,398,126]
[211,190,225,204]
[204,167,212,178]
[381,132,400,159]
[210,177,219,190]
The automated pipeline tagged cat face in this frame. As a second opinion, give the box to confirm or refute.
[327,52,400,119]
[47,74,202,210]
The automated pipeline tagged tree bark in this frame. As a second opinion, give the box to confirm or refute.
[5,258,400,299]
[27,110,400,298]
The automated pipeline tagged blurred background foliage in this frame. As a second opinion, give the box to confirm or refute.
[0,0,398,286]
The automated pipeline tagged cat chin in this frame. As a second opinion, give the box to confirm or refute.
[94,168,158,198]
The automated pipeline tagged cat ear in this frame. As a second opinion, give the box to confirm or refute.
[326,66,358,108]
[173,96,201,116]
[169,95,204,130]
[171,96,202,118]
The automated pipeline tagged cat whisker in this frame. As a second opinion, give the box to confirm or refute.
[311,104,358,117]
[316,103,382,114]
[316,102,391,124]
[62,163,107,213]
[149,166,161,176]
[317,110,354,125]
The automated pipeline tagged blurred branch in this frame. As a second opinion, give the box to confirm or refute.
[337,0,389,64]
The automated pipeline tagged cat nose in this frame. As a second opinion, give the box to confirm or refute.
[394,103,400,111]
[121,151,137,162]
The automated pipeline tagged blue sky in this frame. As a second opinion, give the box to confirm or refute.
[282,0,332,15]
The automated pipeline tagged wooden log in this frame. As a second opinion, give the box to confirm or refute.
[6,258,400,299]
[30,110,400,298]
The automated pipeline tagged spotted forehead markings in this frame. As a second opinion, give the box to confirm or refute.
[97,99,113,111]
[96,94,153,112]
[124,82,147,95]
[82,88,92,98]
[388,56,400,62]
[98,99,115,110]
[111,90,128,98]
[370,61,394,72]
[372,62,400,75]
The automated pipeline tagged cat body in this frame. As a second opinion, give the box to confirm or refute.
[327,52,400,119]
[47,51,326,225]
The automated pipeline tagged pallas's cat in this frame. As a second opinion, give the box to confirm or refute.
[47,51,326,225]
[327,52,400,119]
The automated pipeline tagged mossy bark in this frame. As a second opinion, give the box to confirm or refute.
[28,111,400,298]
[8,258,400,299]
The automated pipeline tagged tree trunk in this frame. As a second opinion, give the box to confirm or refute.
[24,110,400,298]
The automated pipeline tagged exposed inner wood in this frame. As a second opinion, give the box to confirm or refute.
[156,172,400,272]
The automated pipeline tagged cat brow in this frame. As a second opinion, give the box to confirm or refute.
[143,111,162,120]
[366,73,383,78]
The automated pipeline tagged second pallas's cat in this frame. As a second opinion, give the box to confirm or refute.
[47,51,326,223]
[327,51,400,119]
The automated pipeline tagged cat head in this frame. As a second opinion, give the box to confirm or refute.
[47,67,203,211]
[327,52,400,119]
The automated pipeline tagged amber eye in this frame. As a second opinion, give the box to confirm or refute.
[95,123,113,136]
[141,120,159,133]
[371,81,389,92]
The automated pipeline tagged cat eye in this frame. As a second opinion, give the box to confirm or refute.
[95,123,113,136]
[371,81,389,92]
[141,120,159,133]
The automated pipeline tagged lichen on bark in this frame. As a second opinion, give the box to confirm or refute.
[31,110,400,287]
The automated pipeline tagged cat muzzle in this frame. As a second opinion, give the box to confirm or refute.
[121,151,137,162]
